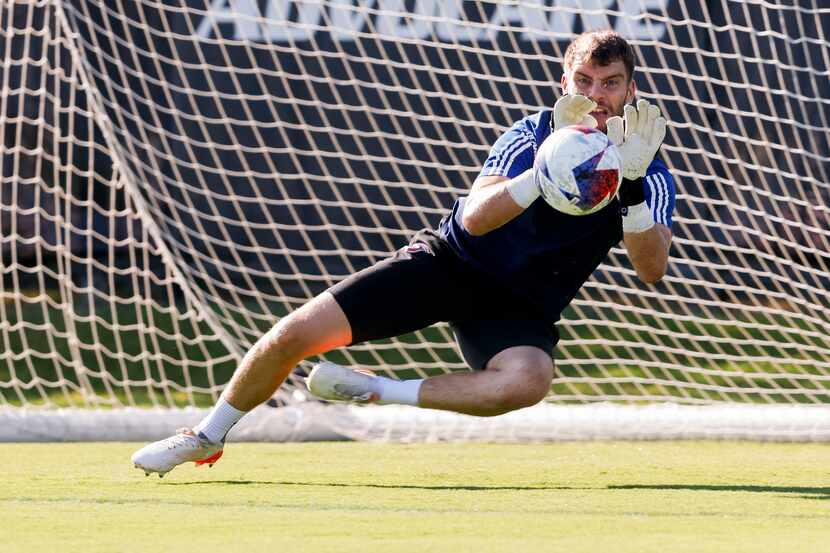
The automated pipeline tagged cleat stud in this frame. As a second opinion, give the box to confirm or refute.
[145,472,150,477]
[158,473,164,479]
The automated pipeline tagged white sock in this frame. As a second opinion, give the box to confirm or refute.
[193,397,247,443]
[372,377,423,406]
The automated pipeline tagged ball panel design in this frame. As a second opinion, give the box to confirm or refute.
[533,126,622,216]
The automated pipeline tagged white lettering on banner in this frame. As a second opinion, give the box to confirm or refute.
[197,0,324,41]
[196,0,259,40]
[330,0,369,39]
[267,0,323,41]
[548,0,614,35]
[374,0,435,39]
[617,0,667,41]
[432,1,550,42]
[195,0,668,43]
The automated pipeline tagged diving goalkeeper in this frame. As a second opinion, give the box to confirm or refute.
[132,30,677,476]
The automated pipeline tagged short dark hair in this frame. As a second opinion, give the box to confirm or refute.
[564,31,636,80]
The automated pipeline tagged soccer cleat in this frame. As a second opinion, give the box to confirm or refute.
[194,450,223,467]
[131,428,224,477]
[306,362,379,403]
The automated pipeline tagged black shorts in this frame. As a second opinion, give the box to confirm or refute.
[328,229,559,370]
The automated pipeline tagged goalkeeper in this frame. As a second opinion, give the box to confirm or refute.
[132,30,676,476]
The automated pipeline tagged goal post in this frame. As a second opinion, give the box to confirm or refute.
[2,0,829,442]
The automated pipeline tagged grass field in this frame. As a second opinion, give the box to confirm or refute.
[4,441,829,552]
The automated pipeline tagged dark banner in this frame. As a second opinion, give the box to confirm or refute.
[4,1,829,299]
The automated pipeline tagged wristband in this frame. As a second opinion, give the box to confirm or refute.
[619,177,645,206]
[505,169,539,209]
[621,201,655,233]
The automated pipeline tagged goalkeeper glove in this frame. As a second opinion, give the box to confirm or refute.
[606,99,667,180]
[553,94,598,132]
[508,95,599,209]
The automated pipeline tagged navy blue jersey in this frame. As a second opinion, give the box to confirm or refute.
[439,110,676,322]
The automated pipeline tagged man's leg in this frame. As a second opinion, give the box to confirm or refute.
[308,311,557,416]
[134,227,465,475]
[308,345,553,417]
[131,291,352,476]
[222,291,352,411]
[418,346,553,416]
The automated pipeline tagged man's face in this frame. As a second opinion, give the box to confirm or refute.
[561,59,636,132]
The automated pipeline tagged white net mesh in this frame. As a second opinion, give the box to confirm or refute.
[2,0,829,440]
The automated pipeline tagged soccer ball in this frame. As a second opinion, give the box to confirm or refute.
[533,126,622,216]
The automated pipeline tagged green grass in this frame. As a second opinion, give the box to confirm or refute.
[3,441,829,552]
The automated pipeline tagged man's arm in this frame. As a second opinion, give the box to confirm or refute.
[463,95,600,237]
[624,224,671,283]
[606,100,672,284]
[618,175,673,284]
[461,174,526,236]
[466,172,674,281]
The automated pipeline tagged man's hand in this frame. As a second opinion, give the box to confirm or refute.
[553,94,598,132]
[606,99,667,179]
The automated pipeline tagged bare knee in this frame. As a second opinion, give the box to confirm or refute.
[249,293,351,365]
[487,370,551,415]
[243,316,304,368]
[477,353,554,416]
[266,316,308,360]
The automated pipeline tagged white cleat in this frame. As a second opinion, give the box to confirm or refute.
[306,362,379,403]
[131,428,224,477]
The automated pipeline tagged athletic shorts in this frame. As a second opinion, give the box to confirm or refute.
[328,229,559,370]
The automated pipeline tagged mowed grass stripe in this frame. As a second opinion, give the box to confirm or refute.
[3,442,829,552]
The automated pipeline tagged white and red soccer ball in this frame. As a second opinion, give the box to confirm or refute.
[533,126,622,216]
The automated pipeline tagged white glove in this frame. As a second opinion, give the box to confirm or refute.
[606,99,667,179]
[553,94,598,132]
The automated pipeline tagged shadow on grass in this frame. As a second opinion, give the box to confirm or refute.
[610,484,830,500]
[166,480,589,491]
[167,481,830,499]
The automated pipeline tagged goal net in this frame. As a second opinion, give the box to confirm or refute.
[2,0,829,442]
